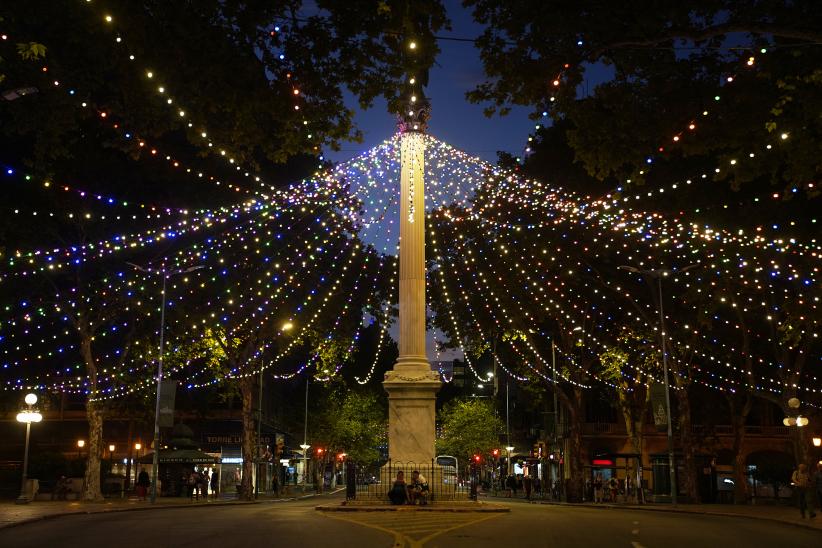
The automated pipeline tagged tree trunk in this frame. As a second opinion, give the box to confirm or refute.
[239,375,257,500]
[675,388,699,503]
[729,394,752,504]
[83,399,105,501]
[79,335,104,501]
[615,385,646,502]
[563,387,585,502]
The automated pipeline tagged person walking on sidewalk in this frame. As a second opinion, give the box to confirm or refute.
[210,470,220,500]
[136,468,150,501]
[593,473,604,503]
[792,463,815,518]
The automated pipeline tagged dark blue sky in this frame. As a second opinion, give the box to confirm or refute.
[325,0,537,163]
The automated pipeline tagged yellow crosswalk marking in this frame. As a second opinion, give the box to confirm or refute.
[323,511,504,548]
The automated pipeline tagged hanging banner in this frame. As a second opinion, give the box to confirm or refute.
[158,379,177,427]
[650,383,668,429]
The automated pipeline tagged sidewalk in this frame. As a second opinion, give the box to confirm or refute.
[0,489,341,530]
[580,501,822,531]
[484,491,822,531]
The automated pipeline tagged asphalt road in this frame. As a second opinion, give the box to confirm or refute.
[0,496,819,548]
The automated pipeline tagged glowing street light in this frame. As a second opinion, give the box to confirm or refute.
[16,393,42,504]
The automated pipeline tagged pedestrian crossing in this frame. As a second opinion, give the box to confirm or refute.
[323,510,503,548]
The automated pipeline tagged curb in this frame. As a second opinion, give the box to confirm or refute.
[316,503,510,513]
[0,500,258,531]
[534,501,822,532]
[0,488,346,532]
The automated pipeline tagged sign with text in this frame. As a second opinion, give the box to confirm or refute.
[158,379,177,427]
[650,383,668,429]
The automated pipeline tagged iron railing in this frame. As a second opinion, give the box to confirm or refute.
[348,459,470,504]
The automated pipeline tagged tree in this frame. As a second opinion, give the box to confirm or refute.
[436,399,504,470]
[55,269,139,501]
[466,0,821,209]
[315,388,387,466]
[1,0,449,170]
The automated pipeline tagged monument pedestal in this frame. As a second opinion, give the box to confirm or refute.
[383,367,441,464]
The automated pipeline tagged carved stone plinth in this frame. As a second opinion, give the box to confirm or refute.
[384,368,441,463]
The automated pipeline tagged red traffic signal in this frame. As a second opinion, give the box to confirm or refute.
[473,455,481,463]
[492,449,499,457]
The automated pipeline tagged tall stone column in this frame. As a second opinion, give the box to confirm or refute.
[383,117,441,465]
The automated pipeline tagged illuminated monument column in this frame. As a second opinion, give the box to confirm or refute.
[383,101,441,465]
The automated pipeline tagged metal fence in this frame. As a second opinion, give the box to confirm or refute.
[347,459,470,504]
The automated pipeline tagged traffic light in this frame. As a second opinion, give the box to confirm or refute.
[473,454,481,463]
[492,449,500,458]
[316,447,324,457]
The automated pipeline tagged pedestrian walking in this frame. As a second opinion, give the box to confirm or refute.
[199,470,209,500]
[523,475,533,501]
[608,476,619,503]
[136,468,150,501]
[187,470,200,501]
[593,473,604,503]
[506,474,517,498]
[210,470,220,500]
[792,463,815,518]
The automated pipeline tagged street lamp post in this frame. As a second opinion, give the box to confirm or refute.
[299,444,310,488]
[619,263,699,506]
[551,339,563,499]
[301,371,310,487]
[128,262,204,504]
[134,443,142,487]
[16,393,43,504]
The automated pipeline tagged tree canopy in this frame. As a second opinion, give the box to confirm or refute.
[466,0,821,213]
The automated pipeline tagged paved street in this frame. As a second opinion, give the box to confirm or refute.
[0,495,819,548]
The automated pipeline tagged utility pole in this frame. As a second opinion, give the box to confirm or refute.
[618,263,699,506]
[255,367,263,499]
[552,340,561,497]
[128,262,204,504]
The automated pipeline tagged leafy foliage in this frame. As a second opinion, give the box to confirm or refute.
[436,398,504,465]
[314,387,387,465]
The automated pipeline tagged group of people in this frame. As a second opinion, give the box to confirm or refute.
[502,474,559,500]
[184,468,218,501]
[792,462,822,519]
[592,473,635,503]
[388,470,429,505]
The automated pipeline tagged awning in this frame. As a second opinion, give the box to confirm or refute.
[138,448,219,465]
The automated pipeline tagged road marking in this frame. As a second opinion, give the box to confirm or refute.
[631,542,647,548]
[631,529,640,535]
[323,511,504,548]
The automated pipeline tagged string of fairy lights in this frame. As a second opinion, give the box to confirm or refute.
[3,131,818,405]
[1,12,818,411]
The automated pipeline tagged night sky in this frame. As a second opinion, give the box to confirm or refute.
[324,0,537,164]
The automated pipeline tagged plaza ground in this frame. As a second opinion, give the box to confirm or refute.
[1,492,820,547]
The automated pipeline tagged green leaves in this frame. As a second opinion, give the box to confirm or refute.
[16,41,47,61]
[315,389,387,465]
[436,399,504,465]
